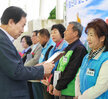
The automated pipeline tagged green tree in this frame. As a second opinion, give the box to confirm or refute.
[48,7,56,19]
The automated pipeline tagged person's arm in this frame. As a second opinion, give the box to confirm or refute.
[24,45,42,66]
[78,60,108,99]
[55,46,87,90]
[0,39,54,81]
[75,70,81,96]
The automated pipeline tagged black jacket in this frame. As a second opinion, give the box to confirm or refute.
[22,48,32,64]
[51,39,87,90]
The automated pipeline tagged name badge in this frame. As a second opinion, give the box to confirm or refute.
[86,68,95,76]
[63,56,67,62]
[53,71,61,88]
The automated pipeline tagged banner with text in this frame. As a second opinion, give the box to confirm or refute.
[66,0,108,44]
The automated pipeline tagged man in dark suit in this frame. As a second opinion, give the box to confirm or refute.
[0,6,54,99]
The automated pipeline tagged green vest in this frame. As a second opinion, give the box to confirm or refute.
[57,50,77,96]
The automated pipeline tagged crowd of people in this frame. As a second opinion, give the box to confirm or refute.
[0,6,108,99]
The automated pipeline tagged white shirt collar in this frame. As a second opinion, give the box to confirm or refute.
[33,43,38,47]
[0,27,14,43]
[24,46,31,53]
[31,43,38,53]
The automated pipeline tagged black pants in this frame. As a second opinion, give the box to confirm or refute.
[59,96,73,99]
[54,96,59,99]
[27,82,34,99]
[42,84,54,99]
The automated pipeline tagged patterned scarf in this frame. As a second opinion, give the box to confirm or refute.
[88,47,104,60]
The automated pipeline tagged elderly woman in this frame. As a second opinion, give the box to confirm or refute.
[42,24,68,99]
[20,35,32,63]
[49,24,68,71]
[74,18,108,99]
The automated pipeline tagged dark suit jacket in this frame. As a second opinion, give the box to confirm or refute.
[0,29,44,99]
[22,48,32,64]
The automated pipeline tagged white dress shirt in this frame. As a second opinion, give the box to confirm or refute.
[0,27,14,43]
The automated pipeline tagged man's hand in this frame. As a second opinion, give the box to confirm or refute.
[49,84,54,95]
[43,61,55,75]
[53,88,61,96]
[35,61,45,66]
[41,77,49,86]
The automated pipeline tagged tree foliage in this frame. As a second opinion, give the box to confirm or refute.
[48,7,56,19]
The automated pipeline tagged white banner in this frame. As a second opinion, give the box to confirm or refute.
[66,0,108,44]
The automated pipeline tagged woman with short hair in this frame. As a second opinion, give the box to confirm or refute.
[21,35,32,63]
[74,18,108,99]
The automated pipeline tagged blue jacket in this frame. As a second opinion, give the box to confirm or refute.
[39,38,55,63]
[79,51,108,99]
[48,40,68,73]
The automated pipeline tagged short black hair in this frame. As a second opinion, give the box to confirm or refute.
[39,28,50,38]
[1,6,27,25]
[33,30,39,36]
[21,35,32,46]
[51,24,66,38]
